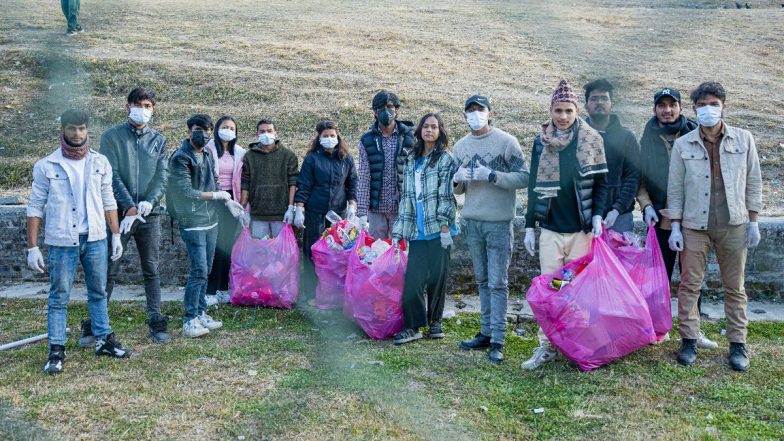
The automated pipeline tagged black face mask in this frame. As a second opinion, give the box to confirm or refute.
[376,108,395,126]
[191,130,208,148]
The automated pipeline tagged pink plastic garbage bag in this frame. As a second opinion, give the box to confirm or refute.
[604,225,672,341]
[311,238,353,310]
[526,237,656,371]
[229,224,300,309]
[343,230,406,340]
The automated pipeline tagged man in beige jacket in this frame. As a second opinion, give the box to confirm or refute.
[663,82,762,371]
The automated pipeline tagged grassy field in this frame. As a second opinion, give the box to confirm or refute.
[0,0,783,212]
[0,298,782,440]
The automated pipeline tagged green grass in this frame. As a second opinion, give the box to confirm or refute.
[0,299,782,440]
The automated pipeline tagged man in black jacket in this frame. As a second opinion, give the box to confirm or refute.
[583,79,640,233]
[78,87,170,345]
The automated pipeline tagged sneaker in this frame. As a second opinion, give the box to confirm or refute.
[216,291,232,304]
[459,332,491,351]
[677,338,698,366]
[95,333,130,358]
[728,342,749,371]
[183,318,209,338]
[393,328,423,345]
[65,29,78,36]
[428,321,445,339]
[43,345,66,374]
[77,319,95,348]
[205,294,219,307]
[522,345,558,370]
[76,25,85,33]
[697,330,719,349]
[198,312,222,331]
[147,313,171,344]
[488,343,504,365]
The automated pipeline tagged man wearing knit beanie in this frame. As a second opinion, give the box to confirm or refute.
[522,79,609,370]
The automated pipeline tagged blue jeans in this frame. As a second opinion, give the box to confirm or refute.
[463,219,513,345]
[180,227,218,321]
[47,235,110,346]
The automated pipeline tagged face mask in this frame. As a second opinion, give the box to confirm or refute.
[128,107,153,126]
[320,137,339,149]
[258,133,276,146]
[218,128,236,142]
[376,108,395,126]
[466,111,489,131]
[696,105,722,127]
[191,131,208,148]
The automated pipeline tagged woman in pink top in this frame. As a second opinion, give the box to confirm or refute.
[205,115,246,305]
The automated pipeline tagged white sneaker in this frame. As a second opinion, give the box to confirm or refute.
[216,291,232,304]
[183,318,209,338]
[697,330,718,349]
[205,295,219,307]
[522,345,558,370]
[198,312,223,331]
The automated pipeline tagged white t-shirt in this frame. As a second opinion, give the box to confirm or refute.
[59,153,89,234]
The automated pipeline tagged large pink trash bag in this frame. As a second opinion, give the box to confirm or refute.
[526,237,656,371]
[343,231,406,340]
[311,238,353,310]
[604,225,672,341]
[229,224,300,309]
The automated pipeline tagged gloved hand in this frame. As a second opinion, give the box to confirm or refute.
[668,222,684,252]
[294,206,305,229]
[440,231,453,249]
[591,215,603,238]
[110,233,123,262]
[452,167,472,184]
[472,163,492,182]
[225,200,244,218]
[603,209,619,229]
[211,191,231,201]
[282,205,296,224]
[644,205,659,226]
[137,201,153,217]
[747,221,761,248]
[119,214,145,235]
[524,228,536,256]
[239,211,251,228]
[358,215,369,231]
[346,204,356,220]
[27,247,45,273]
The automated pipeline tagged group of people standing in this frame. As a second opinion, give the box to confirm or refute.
[26,78,762,375]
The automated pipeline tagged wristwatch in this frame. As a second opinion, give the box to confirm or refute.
[488,171,497,183]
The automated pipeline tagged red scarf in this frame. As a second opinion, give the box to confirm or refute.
[60,133,90,160]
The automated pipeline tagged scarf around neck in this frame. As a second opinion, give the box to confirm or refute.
[534,117,607,199]
[651,114,688,136]
[60,133,90,161]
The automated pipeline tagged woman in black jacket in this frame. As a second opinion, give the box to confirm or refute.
[294,120,358,299]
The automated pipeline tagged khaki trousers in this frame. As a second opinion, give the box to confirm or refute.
[678,225,748,343]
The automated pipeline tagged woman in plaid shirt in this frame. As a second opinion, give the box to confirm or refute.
[392,113,458,345]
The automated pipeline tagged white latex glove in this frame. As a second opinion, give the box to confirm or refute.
[239,211,251,228]
[225,200,244,219]
[591,215,603,238]
[472,163,492,182]
[294,206,305,229]
[282,205,296,224]
[524,228,536,257]
[747,221,760,248]
[137,201,153,217]
[603,209,619,228]
[110,233,123,262]
[452,167,472,184]
[211,191,231,201]
[27,247,45,273]
[644,206,659,226]
[346,204,356,220]
[440,231,453,249]
[668,222,684,252]
[358,215,369,231]
[119,214,145,235]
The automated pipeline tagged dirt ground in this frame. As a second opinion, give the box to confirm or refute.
[0,0,782,213]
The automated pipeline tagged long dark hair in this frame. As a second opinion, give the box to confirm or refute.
[213,115,237,157]
[413,112,449,167]
[307,120,350,159]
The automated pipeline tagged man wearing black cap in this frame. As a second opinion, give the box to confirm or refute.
[454,95,529,365]
[356,90,415,238]
[637,87,716,349]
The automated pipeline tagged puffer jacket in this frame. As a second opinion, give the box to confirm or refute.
[294,147,357,215]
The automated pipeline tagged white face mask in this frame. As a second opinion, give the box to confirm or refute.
[258,133,276,145]
[128,107,152,126]
[696,105,722,128]
[218,128,236,142]
[466,111,489,131]
[320,137,339,149]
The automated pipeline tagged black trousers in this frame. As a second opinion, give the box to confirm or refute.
[654,222,701,312]
[301,210,327,298]
[402,237,450,330]
[207,190,239,295]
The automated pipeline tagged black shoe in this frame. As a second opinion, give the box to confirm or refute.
[428,321,445,339]
[95,333,130,358]
[76,25,84,33]
[148,313,171,344]
[77,319,95,348]
[728,342,750,371]
[43,345,66,374]
[459,332,491,351]
[488,343,504,365]
[677,338,698,366]
[393,328,423,345]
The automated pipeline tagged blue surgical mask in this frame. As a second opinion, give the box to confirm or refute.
[696,105,722,128]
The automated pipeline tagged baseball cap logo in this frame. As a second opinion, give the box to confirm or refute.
[661,88,671,95]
